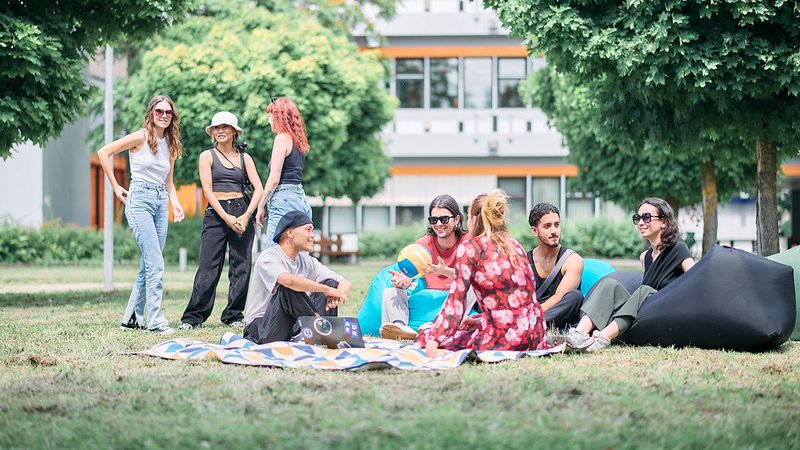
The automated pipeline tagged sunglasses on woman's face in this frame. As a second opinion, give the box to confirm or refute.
[154,108,173,117]
[428,215,455,225]
[632,213,661,224]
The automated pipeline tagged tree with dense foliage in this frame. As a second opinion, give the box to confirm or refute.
[523,66,755,254]
[117,0,395,203]
[0,0,195,159]
[486,0,800,255]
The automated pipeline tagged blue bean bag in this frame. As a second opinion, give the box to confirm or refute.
[580,258,616,297]
[356,264,434,336]
[766,246,800,340]
[611,245,795,351]
[357,257,618,336]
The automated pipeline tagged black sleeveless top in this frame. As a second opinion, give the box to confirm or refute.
[210,149,244,192]
[642,241,692,290]
[277,145,304,185]
[527,246,579,302]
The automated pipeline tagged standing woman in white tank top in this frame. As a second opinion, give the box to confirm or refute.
[97,95,185,335]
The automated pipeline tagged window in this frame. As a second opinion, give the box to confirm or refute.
[362,206,390,232]
[566,198,594,220]
[532,177,561,208]
[498,58,527,108]
[498,178,526,224]
[311,206,324,230]
[430,58,458,108]
[329,206,356,234]
[464,58,492,109]
[396,59,424,108]
[396,206,425,226]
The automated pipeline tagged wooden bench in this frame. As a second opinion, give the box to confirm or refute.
[313,232,361,264]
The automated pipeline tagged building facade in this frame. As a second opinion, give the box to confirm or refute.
[314,0,599,237]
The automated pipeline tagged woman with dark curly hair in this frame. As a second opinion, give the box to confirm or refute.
[566,197,695,352]
[255,97,313,245]
[97,94,185,335]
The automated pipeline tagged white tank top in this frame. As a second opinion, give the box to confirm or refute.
[129,131,171,185]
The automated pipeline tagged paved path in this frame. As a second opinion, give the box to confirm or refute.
[0,282,132,294]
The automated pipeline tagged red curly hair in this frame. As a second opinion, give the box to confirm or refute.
[266,97,309,154]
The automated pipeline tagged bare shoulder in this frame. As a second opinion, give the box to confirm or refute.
[563,251,584,273]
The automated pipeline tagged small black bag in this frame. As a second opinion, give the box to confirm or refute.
[239,152,254,204]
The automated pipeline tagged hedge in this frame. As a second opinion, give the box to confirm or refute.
[0,217,645,264]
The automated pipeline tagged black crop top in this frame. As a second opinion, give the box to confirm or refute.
[210,149,244,192]
[277,146,304,185]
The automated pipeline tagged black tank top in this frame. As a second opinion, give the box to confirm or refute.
[528,246,577,302]
[277,146,304,185]
[210,149,244,192]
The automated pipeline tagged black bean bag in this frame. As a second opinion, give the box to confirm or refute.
[595,245,795,351]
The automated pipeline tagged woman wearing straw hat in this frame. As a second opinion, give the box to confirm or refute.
[255,97,313,245]
[179,112,263,330]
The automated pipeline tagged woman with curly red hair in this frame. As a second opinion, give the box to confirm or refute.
[416,190,548,357]
[255,97,313,245]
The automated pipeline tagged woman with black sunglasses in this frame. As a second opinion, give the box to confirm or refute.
[379,194,468,340]
[97,95,185,335]
[566,197,695,352]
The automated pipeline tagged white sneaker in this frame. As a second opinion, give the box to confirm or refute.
[586,330,611,353]
[565,327,592,351]
[178,322,199,331]
[227,321,244,329]
[380,322,418,341]
[149,326,176,336]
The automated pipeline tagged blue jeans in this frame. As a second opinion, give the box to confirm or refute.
[265,184,312,246]
[123,181,170,330]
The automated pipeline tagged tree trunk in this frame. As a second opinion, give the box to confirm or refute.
[700,158,718,255]
[756,137,780,256]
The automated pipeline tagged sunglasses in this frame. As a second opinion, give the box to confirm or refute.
[428,215,456,225]
[632,213,662,224]
[154,108,174,117]
[271,97,280,103]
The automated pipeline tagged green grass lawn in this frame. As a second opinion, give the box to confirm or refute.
[0,262,798,449]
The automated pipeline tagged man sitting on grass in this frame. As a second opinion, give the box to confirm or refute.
[243,211,352,344]
[527,202,585,330]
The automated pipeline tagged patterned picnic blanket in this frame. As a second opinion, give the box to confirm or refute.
[139,332,565,371]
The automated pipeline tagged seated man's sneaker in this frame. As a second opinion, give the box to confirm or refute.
[586,330,612,353]
[380,322,418,341]
[565,327,592,351]
[120,317,144,331]
[227,321,245,329]
[178,322,200,331]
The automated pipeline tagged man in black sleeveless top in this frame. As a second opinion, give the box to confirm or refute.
[527,203,585,330]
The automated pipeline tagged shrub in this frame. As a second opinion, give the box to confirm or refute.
[162,216,204,264]
[510,218,644,259]
[360,226,427,259]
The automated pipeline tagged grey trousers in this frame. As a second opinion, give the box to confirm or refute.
[381,287,411,325]
[580,278,656,333]
[381,287,477,326]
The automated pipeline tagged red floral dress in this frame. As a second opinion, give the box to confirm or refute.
[415,234,547,352]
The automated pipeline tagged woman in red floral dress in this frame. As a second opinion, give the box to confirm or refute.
[416,190,547,357]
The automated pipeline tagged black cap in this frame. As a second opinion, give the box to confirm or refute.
[273,211,313,243]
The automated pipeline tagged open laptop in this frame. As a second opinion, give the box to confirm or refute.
[296,316,366,349]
